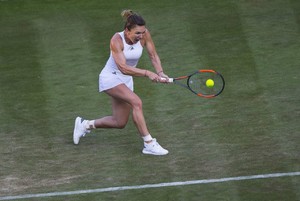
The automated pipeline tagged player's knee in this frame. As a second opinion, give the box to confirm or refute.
[131,97,143,110]
[113,118,128,129]
[116,121,127,129]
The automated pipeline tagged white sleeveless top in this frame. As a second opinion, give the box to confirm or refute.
[99,31,144,92]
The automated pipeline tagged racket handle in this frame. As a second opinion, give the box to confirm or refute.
[160,77,174,83]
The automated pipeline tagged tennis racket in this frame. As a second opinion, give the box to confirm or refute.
[162,69,225,98]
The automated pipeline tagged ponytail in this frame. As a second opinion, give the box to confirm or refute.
[121,9,134,20]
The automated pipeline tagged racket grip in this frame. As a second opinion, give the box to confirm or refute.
[160,77,174,83]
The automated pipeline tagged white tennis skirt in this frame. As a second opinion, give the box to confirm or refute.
[99,69,134,92]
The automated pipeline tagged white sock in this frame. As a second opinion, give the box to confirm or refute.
[142,134,153,142]
[85,120,96,130]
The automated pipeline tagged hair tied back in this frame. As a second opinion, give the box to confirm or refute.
[121,9,134,20]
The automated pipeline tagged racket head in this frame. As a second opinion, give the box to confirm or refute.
[187,69,225,98]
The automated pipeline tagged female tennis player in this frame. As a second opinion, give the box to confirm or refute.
[73,10,169,155]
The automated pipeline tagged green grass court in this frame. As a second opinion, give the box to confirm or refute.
[0,0,299,200]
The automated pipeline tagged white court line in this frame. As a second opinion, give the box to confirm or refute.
[0,172,299,200]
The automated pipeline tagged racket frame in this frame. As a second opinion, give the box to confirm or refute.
[168,69,225,98]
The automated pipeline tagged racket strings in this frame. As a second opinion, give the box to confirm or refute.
[188,72,224,96]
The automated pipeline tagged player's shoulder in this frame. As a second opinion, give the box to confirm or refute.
[141,28,152,46]
[111,32,122,43]
[144,28,152,38]
[110,32,123,50]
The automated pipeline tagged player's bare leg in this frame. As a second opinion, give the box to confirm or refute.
[73,84,168,155]
[94,96,131,129]
[101,84,150,136]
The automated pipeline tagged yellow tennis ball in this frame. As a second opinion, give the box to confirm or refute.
[206,79,214,88]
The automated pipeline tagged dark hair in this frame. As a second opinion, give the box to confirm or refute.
[121,10,146,30]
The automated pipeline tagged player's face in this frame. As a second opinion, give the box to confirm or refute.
[126,26,146,44]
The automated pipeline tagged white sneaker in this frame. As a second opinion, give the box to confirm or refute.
[142,138,169,155]
[73,117,90,145]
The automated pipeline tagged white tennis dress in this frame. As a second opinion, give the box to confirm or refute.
[99,31,143,92]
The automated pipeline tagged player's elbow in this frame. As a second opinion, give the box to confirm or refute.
[148,53,157,62]
[118,65,130,75]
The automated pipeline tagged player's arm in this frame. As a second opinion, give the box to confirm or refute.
[111,34,149,77]
[144,30,168,78]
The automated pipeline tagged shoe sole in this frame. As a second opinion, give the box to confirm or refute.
[73,117,81,145]
[142,149,169,156]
